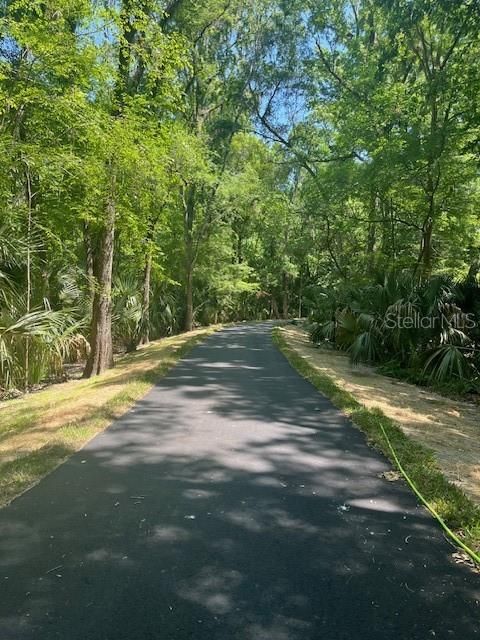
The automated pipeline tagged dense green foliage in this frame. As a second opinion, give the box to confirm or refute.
[310,272,480,389]
[1,0,479,390]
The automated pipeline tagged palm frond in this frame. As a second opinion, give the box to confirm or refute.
[423,344,472,382]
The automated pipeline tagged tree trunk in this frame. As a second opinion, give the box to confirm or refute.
[421,149,437,279]
[182,183,196,332]
[83,171,116,378]
[417,216,434,279]
[184,265,193,332]
[282,272,289,319]
[24,163,33,391]
[416,73,440,280]
[298,271,303,319]
[83,221,95,302]
[140,251,152,345]
[271,297,280,319]
[366,190,378,274]
[82,0,148,375]
[236,232,243,263]
[466,259,480,282]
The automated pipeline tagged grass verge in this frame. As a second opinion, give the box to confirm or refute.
[0,326,218,508]
[272,326,480,563]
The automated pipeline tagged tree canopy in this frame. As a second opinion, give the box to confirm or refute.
[1,0,479,389]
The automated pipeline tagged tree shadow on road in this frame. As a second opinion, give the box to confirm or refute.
[0,325,478,640]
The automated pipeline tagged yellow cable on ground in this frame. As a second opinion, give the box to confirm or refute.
[379,423,480,566]
[273,329,480,567]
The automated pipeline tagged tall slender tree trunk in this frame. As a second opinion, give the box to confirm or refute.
[415,164,436,280]
[140,212,160,345]
[182,183,195,332]
[366,190,378,274]
[466,259,479,282]
[236,232,243,263]
[271,296,280,319]
[83,221,95,302]
[83,0,147,375]
[298,271,303,319]
[82,0,141,375]
[24,163,33,391]
[83,170,116,377]
[140,251,152,345]
[282,272,289,319]
[185,265,193,332]
[417,215,434,279]
[416,79,440,280]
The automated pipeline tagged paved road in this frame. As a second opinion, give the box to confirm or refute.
[0,324,478,639]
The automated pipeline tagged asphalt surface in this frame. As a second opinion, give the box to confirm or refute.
[0,323,478,639]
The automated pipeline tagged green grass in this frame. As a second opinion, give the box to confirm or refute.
[272,327,480,562]
[0,327,218,507]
